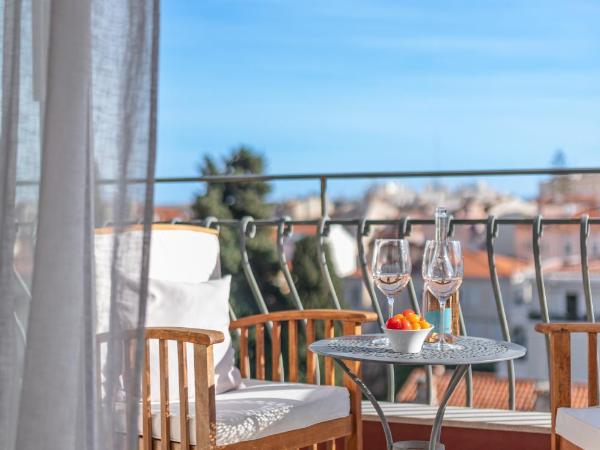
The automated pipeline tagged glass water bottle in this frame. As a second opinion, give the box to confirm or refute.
[422,207,462,343]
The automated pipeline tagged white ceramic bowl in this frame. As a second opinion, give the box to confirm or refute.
[384,327,433,353]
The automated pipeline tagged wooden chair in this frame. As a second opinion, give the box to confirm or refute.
[138,309,377,450]
[535,323,600,450]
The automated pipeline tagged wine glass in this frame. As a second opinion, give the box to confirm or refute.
[422,240,463,350]
[371,239,412,341]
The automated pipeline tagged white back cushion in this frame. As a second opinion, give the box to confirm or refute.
[94,225,236,400]
[147,225,221,282]
[112,276,241,400]
[95,225,222,334]
[135,275,241,399]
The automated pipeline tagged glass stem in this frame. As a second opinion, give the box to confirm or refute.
[438,297,447,350]
[387,296,394,321]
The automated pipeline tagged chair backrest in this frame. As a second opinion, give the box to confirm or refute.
[94,224,221,331]
[95,223,220,281]
[536,322,600,450]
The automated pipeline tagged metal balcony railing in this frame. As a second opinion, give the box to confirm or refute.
[109,167,600,410]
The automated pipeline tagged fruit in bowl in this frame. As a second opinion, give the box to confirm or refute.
[384,310,433,353]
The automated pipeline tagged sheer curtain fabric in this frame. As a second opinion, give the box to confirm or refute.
[0,0,158,449]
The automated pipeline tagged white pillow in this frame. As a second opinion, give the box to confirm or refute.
[121,275,241,400]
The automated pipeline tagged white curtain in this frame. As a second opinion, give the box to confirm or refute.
[0,0,158,449]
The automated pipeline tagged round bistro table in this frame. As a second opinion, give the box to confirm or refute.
[310,334,526,450]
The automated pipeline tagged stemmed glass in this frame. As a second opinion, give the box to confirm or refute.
[371,239,412,344]
[422,240,463,350]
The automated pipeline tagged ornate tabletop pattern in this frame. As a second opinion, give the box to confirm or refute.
[310,334,526,365]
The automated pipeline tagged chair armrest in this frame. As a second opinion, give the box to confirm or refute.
[145,327,224,346]
[535,322,600,334]
[230,309,378,330]
[96,327,224,346]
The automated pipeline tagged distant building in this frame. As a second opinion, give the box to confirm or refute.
[540,174,600,204]
[505,258,600,382]
[275,196,333,219]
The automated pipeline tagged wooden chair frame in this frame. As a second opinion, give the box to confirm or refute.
[536,322,600,450]
[139,309,377,450]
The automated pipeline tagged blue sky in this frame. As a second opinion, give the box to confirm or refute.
[156,0,600,205]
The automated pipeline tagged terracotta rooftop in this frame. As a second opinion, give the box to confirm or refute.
[153,206,192,222]
[398,368,588,411]
[462,249,528,279]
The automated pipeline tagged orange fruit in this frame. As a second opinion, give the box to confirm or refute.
[393,313,405,320]
[419,320,431,329]
[411,322,422,330]
[402,309,415,317]
[399,318,411,330]
[386,317,403,329]
[407,313,420,323]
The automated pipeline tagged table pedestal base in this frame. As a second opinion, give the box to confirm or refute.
[393,441,444,450]
[334,359,469,450]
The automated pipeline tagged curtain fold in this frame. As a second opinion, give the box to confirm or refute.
[0,0,159,449]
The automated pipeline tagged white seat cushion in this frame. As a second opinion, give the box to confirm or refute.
[556,406,600,450]
[137,379,350,445]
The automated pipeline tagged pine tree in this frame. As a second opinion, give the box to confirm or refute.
[192,147,290,316]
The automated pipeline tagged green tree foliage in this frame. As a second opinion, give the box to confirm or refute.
[291,235,342,310]
[192,147,290,316]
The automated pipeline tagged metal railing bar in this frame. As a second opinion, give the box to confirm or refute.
[457,302,473,407]
[316,217,343,310]
[320,176,327,217]
[357,219,385,329]
[447,216,473,408]
[195,217,600,230]
[580,214,595,322]
[16,165,600,187]
[486,216,516,410]
[152,166,600,183]
[275,217,304,312]
[397,216,435,406]
[532,215,551,380]
[357,218,395,402]
[398,217,420,313]
[238,216,286,380]
[238,217,271,318]
[272,216,321,378]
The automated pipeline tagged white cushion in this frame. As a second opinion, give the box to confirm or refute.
[95,225,221,334]
[556,406,600,450]
[146,226,221,282]
[131,275,242,399]
[134,379,350,445]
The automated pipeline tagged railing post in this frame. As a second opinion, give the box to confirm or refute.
[317,217,342,309]
[398,216,435,406]
[398,217,419,312]
[239,216,270,317]
[320,176,327,217]
[580,214,594,322]
[486,215,515,410]
[203,217,238,322]
[357,218,395,402]
[276,216,304,311]
[533,214,551,380]
[447,215,473,408]
[357,219,384,328]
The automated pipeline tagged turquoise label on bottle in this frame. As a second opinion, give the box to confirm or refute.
[425,309,452,334]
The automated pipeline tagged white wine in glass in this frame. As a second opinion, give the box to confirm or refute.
[422,239,463,350]
[373,273,411,298]
[371,239,412,346]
